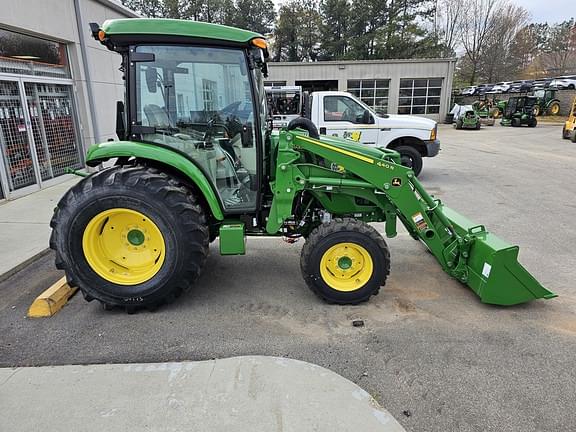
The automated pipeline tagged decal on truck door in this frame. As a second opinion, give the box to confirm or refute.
[343,130,362,142]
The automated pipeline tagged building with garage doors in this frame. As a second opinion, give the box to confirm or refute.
[266,58,456,121]
[0,0,137,201]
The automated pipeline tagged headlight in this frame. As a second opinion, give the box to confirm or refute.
[430,125,437,141]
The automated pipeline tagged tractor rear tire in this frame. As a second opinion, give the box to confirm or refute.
[50,165,209,312]
[396,145,423,177]
[300,218,390,305]
[547,102,560,116]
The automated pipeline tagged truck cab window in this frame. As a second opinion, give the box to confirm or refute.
[323,95,367,124]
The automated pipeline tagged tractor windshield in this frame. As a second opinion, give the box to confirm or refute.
[133,45,259,212]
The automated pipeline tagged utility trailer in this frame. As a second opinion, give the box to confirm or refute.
[49,19,556,312]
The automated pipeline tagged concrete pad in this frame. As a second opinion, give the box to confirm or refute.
[0,356,405,432]
[0,177,78,278]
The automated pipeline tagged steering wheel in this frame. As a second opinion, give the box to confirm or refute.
[343,108,355,122]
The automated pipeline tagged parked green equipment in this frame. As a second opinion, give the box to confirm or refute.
[471,101,495,126]
[455,109,481,129]
[49,19,556,312]
[501,96,538,127]
[533,89,561,116]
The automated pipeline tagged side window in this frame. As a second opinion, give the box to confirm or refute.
[323,96,366,123]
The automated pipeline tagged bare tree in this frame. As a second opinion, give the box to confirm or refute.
[460,0,500,84]
[436,0,464,57]
[479,3,529,82]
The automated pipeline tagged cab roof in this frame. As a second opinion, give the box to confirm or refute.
[100,18,263,45]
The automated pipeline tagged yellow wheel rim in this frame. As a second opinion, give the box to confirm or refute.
[82,208,165,285]
[551,104,560,115]
[319,242,374,292]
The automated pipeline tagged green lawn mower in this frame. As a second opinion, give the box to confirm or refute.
[454,109,481,130]
[48,18,555,313]
[501,96,538,127]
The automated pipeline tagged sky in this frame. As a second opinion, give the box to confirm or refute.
[272,0,572,25]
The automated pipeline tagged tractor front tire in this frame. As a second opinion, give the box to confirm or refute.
[571,130,576,143]
[50,165,209,312]
[300,219,390,305]
[396,145,423,177]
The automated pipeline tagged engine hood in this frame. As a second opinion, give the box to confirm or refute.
[376,114,436,131]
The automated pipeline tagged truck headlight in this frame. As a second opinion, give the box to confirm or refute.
[430,125,437,141]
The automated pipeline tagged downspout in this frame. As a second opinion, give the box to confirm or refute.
[73,0,101,144]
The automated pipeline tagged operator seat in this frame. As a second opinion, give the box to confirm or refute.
[144,104,172,128]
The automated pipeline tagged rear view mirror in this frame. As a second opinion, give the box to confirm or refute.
[145,67,158,93]
[116,101,125,140]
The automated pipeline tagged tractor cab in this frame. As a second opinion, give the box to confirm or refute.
[92,19,270,215]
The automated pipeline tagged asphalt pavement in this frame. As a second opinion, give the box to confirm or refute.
[1,123,575,432]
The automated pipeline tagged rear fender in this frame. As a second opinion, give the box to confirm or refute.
[85,141,224,220]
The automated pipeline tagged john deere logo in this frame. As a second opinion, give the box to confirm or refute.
[392,177,402,187]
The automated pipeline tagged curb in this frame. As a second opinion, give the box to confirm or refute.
[0,248,51,284]
[27,276,77,318]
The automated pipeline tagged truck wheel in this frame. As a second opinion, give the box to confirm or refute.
[300,219,390,305]
[50,165,209,312]
[396,145,423,177]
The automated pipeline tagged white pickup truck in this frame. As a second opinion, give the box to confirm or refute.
[266,87,440,176]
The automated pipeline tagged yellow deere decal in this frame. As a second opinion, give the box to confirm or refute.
[297,135,374,164]
[343,130,362,142]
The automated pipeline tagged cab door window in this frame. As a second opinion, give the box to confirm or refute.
[323,95,366,124]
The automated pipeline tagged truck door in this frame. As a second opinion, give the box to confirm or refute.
[319,95,379,146]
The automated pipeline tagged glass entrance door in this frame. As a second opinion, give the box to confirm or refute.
[0,78,81,199]
[0,79,39,196]
[24,82,82,181]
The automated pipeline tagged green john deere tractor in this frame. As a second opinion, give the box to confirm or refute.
[50,19,556,312]
[533,89,561,116]
[501,96,538,127]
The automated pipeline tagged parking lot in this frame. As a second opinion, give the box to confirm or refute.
[1,123,575,432]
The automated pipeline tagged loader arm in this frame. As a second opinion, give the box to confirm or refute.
[268,129,556,305]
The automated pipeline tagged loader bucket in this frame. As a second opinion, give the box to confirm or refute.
[442,207,557,306]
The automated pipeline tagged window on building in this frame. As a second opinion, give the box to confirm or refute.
[0,28,70,78]
[347,79,389,114]
[264,81,287,87]
[398,78,443,115]
[202,79,217,112]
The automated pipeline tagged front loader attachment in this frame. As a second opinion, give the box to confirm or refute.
[443,207,557,305]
